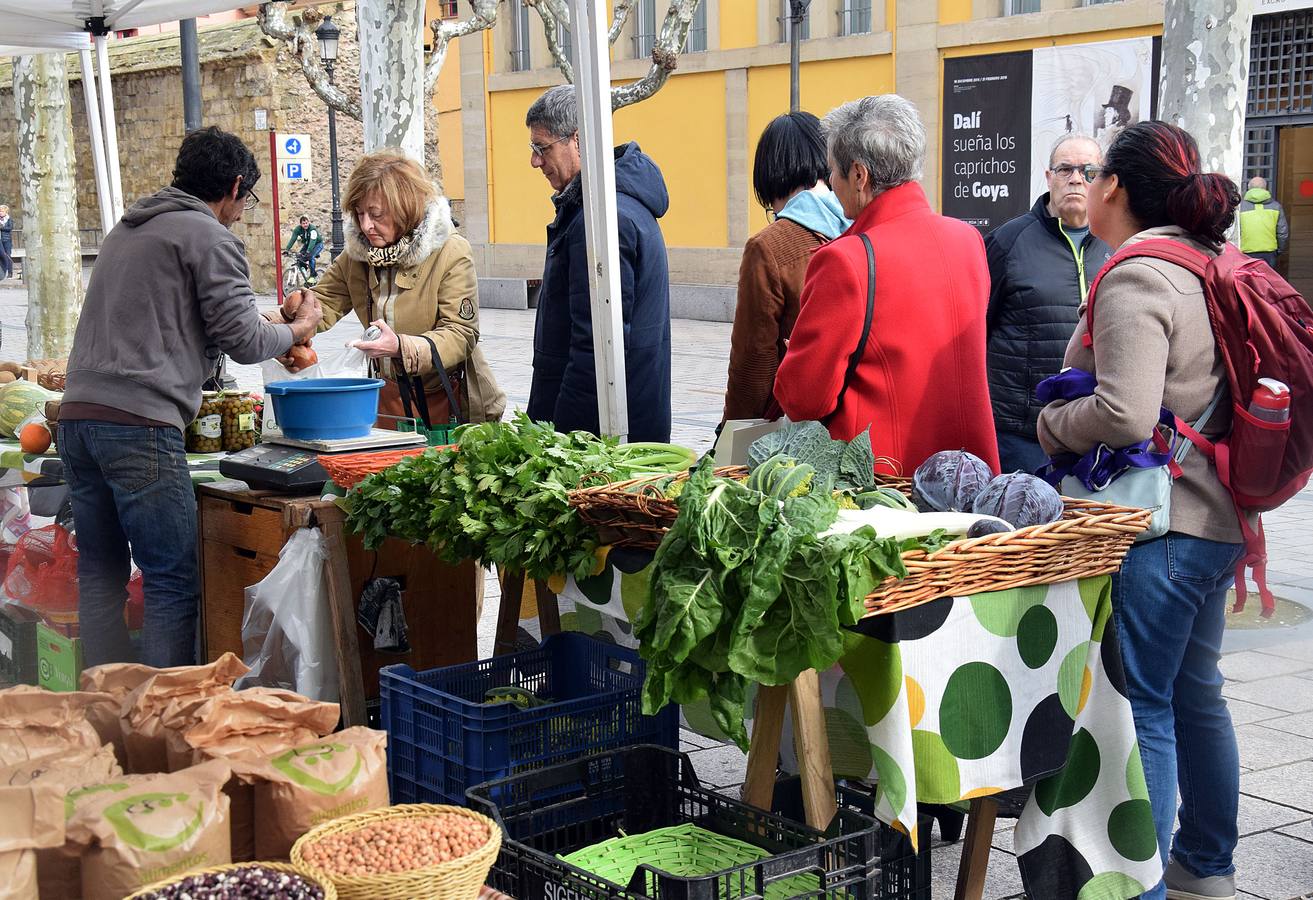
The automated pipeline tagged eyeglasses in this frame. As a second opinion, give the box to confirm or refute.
[243,190,260,211]
[529,134,572,159]
[1051,164,1103,184]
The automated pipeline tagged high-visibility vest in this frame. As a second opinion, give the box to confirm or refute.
[1239,203,1280,253]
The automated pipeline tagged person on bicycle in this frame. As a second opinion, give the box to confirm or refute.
[284,215,325,281]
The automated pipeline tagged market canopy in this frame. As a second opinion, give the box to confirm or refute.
[0,1,254,234]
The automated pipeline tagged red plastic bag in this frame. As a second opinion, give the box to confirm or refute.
[2,525,144,633]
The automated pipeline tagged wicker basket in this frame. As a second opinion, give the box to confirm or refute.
[290,803,501,900]
[569,466,916,550]
[126,861,337,899]
[864,497,1151,615]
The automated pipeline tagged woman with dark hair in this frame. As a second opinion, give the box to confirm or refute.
[1038,122,1244,900]
[721,111,849,421]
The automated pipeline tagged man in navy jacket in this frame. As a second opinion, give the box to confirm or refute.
[524,85,672,443]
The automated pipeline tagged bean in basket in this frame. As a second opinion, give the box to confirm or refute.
[300,814,490,876]
[134,865,325,899]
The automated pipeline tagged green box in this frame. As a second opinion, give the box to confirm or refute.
[35,623,82,692]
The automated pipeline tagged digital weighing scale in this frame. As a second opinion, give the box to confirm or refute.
[218,429,427,493]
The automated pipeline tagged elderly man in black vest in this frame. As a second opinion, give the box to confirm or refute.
[984,134,1113,474]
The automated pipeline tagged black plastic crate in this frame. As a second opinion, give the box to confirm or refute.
[467,744,931,899]
[0,603,41,686]
[381,632,678,807]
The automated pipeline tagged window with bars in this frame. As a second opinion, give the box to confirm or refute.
[634,1,708,58]
[434,0,459,18]
[839,0,872,36]
[686,1,708,52]
[1245,125,1277,187]
[779,0,811,43]
[1004,0,1040,14]
[509,0,531,71]
[633,0,657,59]
[1248,9,1313,118]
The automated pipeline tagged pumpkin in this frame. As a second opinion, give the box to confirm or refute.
[19,421,51,455]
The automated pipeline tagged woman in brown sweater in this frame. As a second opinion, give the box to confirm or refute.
[1037,122,1244,900]
[721,112,849,421]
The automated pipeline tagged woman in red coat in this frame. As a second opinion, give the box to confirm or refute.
[774,95,1000,476]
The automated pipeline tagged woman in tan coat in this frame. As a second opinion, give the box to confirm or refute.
[721,112,849,422]
[295,150,505,426]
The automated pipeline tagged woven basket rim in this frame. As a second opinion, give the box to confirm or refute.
[126,860,337,900]
[289,803,501,889]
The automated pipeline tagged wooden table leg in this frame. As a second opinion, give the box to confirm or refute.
[534,579,561,636]
[316,515,368,727]
[741,684,789,811]
[789,669,837,830]
[954,797,1000,900]
[493,567,525,656]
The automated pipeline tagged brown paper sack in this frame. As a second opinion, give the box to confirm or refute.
[164,687,339,772]
[120,653,248,774]
[166,688,339,863]
[80,662,162,699]
[0,745,122,900]
[0,686,127,769]
[234,727,388,861]
[66,760,232,900]
[0,783,66,900]
[0,697,103,769]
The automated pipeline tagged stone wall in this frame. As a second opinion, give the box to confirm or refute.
[0,7,384,292]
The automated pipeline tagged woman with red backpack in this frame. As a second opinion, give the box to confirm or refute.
[1038,122,1246,900]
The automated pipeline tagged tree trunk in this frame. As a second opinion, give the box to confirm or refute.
[14,54,84,360]
[357,0,426,160]
[1158,0,1254,190]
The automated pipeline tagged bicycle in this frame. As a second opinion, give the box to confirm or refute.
[282,247,321,295]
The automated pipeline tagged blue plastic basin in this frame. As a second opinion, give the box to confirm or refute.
[265,377,385,441]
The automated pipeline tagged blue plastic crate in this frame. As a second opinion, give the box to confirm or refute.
[381,632,678,807]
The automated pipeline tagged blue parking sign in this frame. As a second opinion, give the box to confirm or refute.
[286,163,302,179]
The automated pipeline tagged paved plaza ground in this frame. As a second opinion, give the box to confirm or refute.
[2,284,1311,898]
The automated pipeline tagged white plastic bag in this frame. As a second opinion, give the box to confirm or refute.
[261,344,369,438]
[236,527,340,702]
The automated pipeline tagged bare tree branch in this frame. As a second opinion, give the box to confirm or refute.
[525,0,574,83]
[608,0,637,45]
[257,2,361,120]
[611,0,700,110]
[425,0,499,99]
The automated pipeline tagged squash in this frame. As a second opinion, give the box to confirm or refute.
[19,421,51,455]
[0,382,57,438]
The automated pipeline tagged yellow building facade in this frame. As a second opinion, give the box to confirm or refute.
[452,0,1293,309]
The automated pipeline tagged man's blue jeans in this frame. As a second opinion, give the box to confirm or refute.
[58,421,199,667]
[1111,533,1244,898]
[308,241,324,277]
[996,429,1050,475]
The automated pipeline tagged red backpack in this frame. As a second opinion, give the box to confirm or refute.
[1086,240,1313,616]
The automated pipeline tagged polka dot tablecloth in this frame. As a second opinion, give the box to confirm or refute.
[554,565,1161,900]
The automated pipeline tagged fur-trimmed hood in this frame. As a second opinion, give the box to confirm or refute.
[344,195,455,268]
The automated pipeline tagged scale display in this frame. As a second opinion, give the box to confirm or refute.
[219,444,330,493]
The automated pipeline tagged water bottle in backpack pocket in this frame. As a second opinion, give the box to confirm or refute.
[1228,379,1291,499]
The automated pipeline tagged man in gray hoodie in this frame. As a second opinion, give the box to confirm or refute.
[60,126,322,668]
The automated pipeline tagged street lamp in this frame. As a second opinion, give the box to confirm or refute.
[316,15,345,260]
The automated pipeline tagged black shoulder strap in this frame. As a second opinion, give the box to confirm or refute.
[419,334,465,425]
[823,233,876,425]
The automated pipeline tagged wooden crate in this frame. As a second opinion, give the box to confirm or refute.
[197,483,479,711]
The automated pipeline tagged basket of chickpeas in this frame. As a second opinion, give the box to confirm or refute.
[291,804,501,900]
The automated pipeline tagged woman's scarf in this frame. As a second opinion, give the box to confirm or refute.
[364,230,417,268]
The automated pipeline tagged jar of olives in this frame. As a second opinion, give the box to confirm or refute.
[219,391,258,451]
[187,393,224,453]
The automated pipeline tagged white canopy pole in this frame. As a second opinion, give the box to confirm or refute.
[78,48,115,236]
[93,32,124,223]
[570,0,629,440]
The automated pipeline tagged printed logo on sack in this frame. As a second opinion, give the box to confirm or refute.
[65,782,129,819]
[104,792,205,852]
[271,742,361,796]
